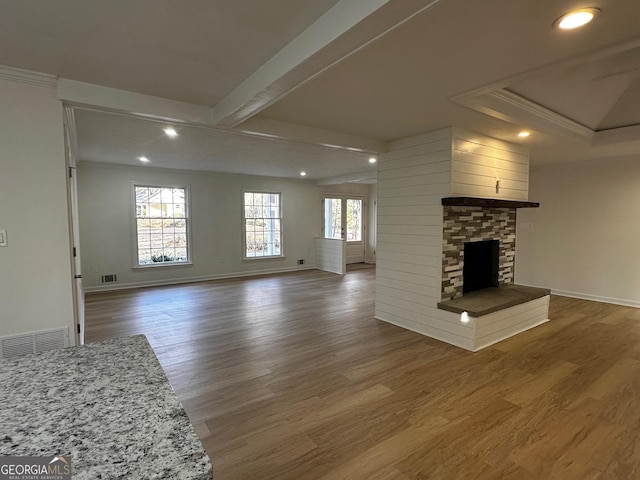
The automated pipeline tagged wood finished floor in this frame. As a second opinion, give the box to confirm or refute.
[85,267,640,479]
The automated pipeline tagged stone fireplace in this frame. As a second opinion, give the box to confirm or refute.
[375,127,551,351]
[437,196,549,321]
[442,205,516,301]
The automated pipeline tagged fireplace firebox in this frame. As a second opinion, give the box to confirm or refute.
[463,240,499,294]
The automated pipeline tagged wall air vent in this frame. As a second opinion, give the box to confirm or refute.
[101,274,117,283]
[0,328,70,360]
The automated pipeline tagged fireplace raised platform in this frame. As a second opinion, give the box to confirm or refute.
[437,284,551,317]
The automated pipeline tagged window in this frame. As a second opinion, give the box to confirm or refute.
[243,191,282,258]
[134,185,189,266]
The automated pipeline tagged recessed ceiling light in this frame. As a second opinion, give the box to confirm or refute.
[138,156,150,163]
[163,127,178,138]
[518,131,530,138]
[300,171,307,176]
[369,157,377,164]
[553,8,600,30]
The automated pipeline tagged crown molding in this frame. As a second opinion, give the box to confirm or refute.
[488,89,594,140]
[593,123,640,146]
[450,38,640,147]
[453,87,594,142]
[0,65,57,88]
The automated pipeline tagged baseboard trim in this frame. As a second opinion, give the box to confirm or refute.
[517,283,640,309]
[84,265,317,293]
[551,289,640,309]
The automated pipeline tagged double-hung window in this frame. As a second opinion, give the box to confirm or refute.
[243,191,282,258]
[134,185,190,266]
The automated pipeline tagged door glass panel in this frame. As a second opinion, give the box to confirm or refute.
[324,198,342,239]
[346,199,362,241]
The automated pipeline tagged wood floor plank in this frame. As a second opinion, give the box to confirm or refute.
[84,267,640,479]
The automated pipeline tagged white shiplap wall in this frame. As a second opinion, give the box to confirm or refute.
[475,296,550,350]
[451,127,530,201]
[314,237,346,275]
[375,128,475,350]
[375,127,545,351]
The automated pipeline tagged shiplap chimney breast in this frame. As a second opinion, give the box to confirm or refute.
[375,127,532,351]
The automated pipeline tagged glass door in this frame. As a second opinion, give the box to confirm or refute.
[323,198,343,239]
[323,196,365,264]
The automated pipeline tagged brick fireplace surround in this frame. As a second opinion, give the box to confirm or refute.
[441,206,516,301]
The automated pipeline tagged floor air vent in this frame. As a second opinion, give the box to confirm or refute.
[101,274,117,283]
[0,328,69,360]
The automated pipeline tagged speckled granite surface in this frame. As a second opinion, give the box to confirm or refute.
[0,335,212,479]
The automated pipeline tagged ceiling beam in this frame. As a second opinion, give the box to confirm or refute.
[316,170,378,185]
[57,78,386,155]
[236,117,386,154]
[210,0,444,128]
[57,78,213,125]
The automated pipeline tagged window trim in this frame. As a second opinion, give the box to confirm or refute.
[242,189,284,261]
[132,182,193,269]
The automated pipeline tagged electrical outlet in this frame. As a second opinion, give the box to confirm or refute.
[297,259,304,265]
[520,222,534,230]
[0,229,7,247]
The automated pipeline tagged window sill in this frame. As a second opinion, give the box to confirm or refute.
[243,255,285,261]
[133,262,193,270]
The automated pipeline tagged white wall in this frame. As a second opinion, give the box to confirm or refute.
[0,73,76,341]
[314,237,346,274]
[516,156,640,307]
[375,128,475,350]
[77,162,322,290]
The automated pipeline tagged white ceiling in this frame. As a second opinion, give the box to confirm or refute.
[0,0,340,106]
[74,109,377,182]
[1,0,640,181]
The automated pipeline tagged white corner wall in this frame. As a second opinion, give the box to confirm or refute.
[0,73,76,341]
[77,162,321,290]
[375,128,475,350]
[314,237,346,274]
[515,156,640,307]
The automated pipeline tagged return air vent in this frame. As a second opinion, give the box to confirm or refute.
[0,328,70,360]
[101,274,117,283]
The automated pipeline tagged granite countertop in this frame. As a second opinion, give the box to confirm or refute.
[0,335,212,480]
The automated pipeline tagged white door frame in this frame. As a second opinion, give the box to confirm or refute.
[64,107,85,345]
